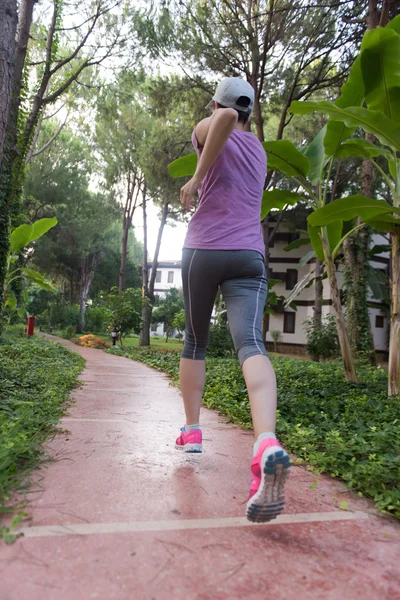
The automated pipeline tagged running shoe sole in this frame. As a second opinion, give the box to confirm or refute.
[246,447,291,523]
[175,442,203,453]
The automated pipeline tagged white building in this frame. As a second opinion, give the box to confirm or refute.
[148,232,389,354]
[147,261,183,336]
[148,261,183,296]
[263,228,389,354]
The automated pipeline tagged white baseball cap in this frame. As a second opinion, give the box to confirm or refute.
[206,77,254,114]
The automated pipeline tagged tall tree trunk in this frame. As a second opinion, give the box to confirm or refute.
[140,196,169,346]
[119,215,131,292]
[0,0,17,327]
[325,253,357,382]
[388,228,400,396]
[0,0,17,164]
[119,172,140,292]
[77,253,101,333]
[140,187,150,346]
[0,0,35,324]
[311,258,324,362]
[252,93,264,144]
[343,0,381,363]
[314,259,323,330]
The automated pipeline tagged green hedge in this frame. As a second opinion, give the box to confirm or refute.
[0,330,84,513]
[109,346,400,518]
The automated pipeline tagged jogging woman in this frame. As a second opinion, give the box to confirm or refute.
[174,77,290,523]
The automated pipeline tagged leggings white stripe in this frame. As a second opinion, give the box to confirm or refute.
[187,250,198,359]
[252,271,265,356]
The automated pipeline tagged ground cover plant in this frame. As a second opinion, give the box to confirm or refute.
[109,346,400,518]
[0,329,84,527]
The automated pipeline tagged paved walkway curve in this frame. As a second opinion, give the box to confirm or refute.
[1,337,399,600]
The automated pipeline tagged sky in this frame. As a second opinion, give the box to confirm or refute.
[132,201,188,261]
[34,0,193,262]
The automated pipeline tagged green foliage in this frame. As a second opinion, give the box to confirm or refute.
[85,305,112,334]
[115,348,400,518]
[262,140,310,178]
[61,325,76,340]
[270,329,283,352]
[207,324,234,357]
[291,101,400,152]
[10,218,58,253]
[303,315,340,361]
[48,303,80,329]
[0,329,84,515]
[172,309,185,335]
[168,153,197,178]
[100,287,141,340]
[261,190,303,218]
[308,196,399,227]
[152,288,184,340]
[3,219,57,323]
[26,287,59,317]
[304,125,327,184]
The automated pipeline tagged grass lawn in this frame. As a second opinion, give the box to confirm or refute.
[0,327,84,536]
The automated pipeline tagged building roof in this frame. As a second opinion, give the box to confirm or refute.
[147,261,182,269]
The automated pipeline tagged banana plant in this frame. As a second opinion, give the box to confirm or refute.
[289,16,400,395]
[3,218,57,322]
[167,19,400,386]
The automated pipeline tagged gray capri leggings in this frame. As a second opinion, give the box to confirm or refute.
[181,249,268,366]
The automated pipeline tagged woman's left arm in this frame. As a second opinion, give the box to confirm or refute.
[180,108,238,211]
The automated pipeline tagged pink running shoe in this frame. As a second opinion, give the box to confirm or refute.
[175,427,203,453]
[246,437,290,523]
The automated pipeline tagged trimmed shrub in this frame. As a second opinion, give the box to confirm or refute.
[207,324,235,357]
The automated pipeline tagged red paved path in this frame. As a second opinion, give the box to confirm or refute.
[1,338,399,600]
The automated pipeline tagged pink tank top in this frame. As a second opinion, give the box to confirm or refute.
[183,128,266,257]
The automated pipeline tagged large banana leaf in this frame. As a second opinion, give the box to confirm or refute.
[307,223,324,261]
[284,270,317,307]
[308,195,397,226]
[261,189,304,218]
[387,14,400,34]
[327,220,343,255]
[291,101,400,152]
[10,218,58,253]
[389,157,400,180]
[304,125,327,184]
[298,249,316,267]
[368,267,389,301]
[262,140,310,179]
[323,56,365,157]
[361,27,400,122]
[5,293,17,311]
[284,237,310,252]
[336,138,393,160]
[168,153,197,178]
[369,244,391,256]
[308,221,343,259]
[21,268,54,291]
[30,218,58,243]
[10,225,32,254]
[365,213,400,233]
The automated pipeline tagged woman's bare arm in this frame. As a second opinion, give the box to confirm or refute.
[180,108,238,211]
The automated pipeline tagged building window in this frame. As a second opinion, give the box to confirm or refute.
[156,270,162,283]
[375,315,385,328]
[283,311,296,334]
[286,269,298,291]
[168,271,174,283]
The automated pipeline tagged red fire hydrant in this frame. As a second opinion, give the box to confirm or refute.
[27,316,35,336]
